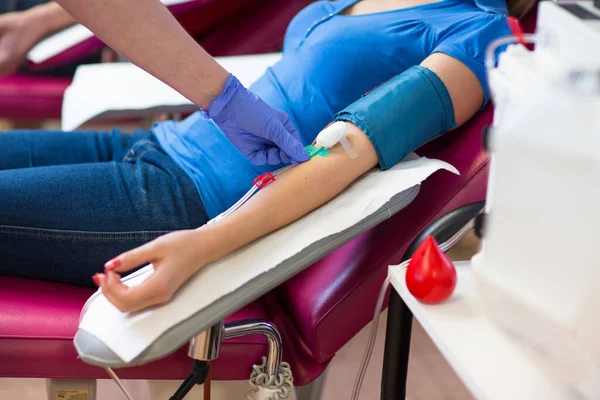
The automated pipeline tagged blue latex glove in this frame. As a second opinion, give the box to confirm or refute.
[206,74,309,165]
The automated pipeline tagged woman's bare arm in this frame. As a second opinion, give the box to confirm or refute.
[99,53,483,312]
[55,0,228,109]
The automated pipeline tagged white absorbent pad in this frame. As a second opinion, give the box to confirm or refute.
[75,156,458,367]
[61,53,283,131]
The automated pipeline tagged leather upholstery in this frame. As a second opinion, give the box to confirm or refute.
[0,75,71,120]
[0,276,274,380]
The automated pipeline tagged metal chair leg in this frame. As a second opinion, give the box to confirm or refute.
[189,321,224,361]
[381,290,413,400]
[223,318,283,379]
[172,318,283,399]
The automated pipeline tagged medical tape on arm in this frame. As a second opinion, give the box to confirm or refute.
[313,121,358,159]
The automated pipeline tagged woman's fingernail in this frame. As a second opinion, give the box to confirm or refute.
[92,274,100,286]
[104,258,122,271]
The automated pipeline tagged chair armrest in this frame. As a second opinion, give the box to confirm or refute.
[402,201,484,260]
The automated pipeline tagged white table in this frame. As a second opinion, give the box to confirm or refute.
[387,261,576,400]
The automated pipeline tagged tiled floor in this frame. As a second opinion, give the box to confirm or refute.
[0,155,480,400]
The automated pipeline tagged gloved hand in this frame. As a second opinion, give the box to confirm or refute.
[207,74,309,165]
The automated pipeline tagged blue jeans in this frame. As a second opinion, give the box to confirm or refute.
[0,129,208,286]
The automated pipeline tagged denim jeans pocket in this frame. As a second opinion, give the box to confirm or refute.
[122,139,161,163]
[120,134,210,227]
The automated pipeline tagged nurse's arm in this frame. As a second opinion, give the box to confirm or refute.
[98,53,482,312]
[55,0,228,109]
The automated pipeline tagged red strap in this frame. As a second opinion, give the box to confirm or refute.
[507,17,526,45]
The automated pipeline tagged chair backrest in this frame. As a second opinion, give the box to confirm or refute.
[521,2,539,33]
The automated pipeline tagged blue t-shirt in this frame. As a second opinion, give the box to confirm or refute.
[153,0,511,219]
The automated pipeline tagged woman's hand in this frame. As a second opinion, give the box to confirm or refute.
[0,12,38,77]
[94,228,221,313]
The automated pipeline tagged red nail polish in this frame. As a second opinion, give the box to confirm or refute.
[92,274,100,286]
[104,258,122,271]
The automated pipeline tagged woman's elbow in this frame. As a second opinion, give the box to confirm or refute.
[421,53,484,126]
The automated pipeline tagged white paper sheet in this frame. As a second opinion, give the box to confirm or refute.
[61,53,283,131]
[27,0,197,64]
[79,157,459,363]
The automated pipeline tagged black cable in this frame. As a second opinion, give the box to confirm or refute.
[169,361,210,400]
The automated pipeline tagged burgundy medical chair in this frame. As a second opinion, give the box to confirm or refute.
[0,0,305,122]
[0,6,536,400]
[0,105,491,399]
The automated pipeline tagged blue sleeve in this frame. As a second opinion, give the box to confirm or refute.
[432,14,511,107]
[333,66,456,171]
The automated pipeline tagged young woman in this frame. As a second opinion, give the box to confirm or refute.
[0,0,533,312]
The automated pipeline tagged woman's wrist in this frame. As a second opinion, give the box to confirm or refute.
[194,223,238,264]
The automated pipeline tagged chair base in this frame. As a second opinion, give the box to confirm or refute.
[169,318,284,400]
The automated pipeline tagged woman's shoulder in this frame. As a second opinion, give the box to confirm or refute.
[424,1,509,35]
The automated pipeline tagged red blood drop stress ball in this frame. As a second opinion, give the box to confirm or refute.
[406,236,457,304]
